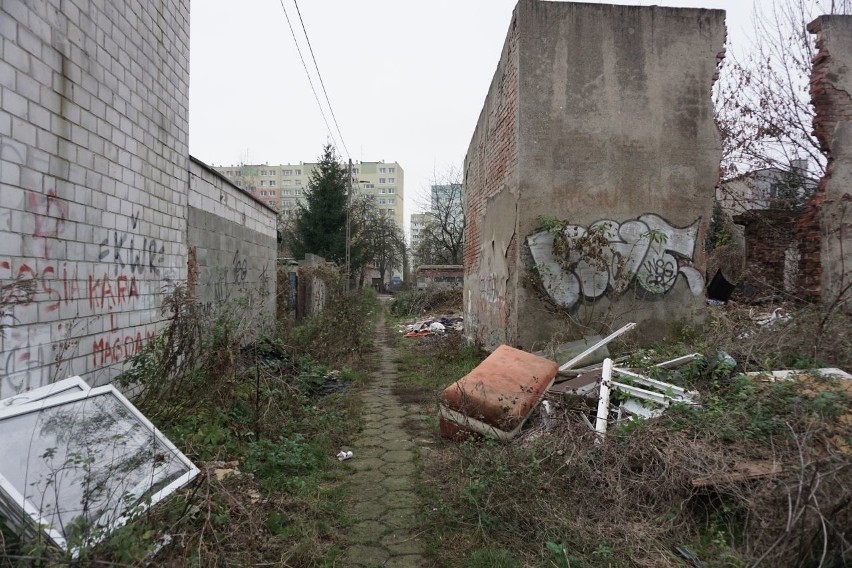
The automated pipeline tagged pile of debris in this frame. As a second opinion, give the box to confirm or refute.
[438,319,852,450]
[402,315,463,338]
[438,322,704,442]
[0,377,198,554]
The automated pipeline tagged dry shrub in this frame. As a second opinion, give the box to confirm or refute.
[700,300,852,371]
[390,287,463,317]
[424,371,852,567]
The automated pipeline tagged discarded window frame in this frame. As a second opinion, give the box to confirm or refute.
[0,384,198,551]
[0,376,90,412]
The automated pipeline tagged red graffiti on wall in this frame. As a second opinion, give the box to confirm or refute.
[92,329,156,366]
[27,190,69,259]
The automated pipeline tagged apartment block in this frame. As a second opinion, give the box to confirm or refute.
[214,160,405,228]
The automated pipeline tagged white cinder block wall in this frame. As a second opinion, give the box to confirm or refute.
[0,0,191,396]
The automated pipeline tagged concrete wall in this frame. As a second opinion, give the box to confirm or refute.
[806,16,852,304]
[187,158,277,314]
[464,0,725,350]
[0,0,190,395]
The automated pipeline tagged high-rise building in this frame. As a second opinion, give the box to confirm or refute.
[213,160,404,228]
[409,212,430,256]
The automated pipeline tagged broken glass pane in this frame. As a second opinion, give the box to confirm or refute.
[0,385,198,550]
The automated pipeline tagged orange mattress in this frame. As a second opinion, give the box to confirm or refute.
[439,344,558,440]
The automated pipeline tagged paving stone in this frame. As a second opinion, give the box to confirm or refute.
[384,555,428,567]
[382,490,420,509]
[382,438,415,451]
[379,507,419,530]
[345,309,428,568]
[349,469,386,485]
[345,544,390,566]
[349,499,386,521]
[383,449,415,463]
[349,520,389,544]
[380,530,426,555]
[380,461,417,476]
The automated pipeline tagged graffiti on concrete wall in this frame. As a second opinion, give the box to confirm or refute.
[527,214,704,309]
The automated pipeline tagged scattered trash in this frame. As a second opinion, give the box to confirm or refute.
[674,544,705,568]
[655,353,702,370]
[439,345,558,441]
[336,450,353,461]
[594,359,614,442]
[752,307,791,327]
[402,315,462,337]
[0,383,198,553]
[706,298,725,306]
[559,322,636,372]
[534,335,610,371]
[540,400,554,430]
[428,322,446,334]
[210,461,241,481]
[745,367,852,382]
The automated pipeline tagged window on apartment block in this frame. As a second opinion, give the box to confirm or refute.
[379,167,386,174]
[295,189,302,195]
[389,167,395,173]
[379,178,386,184]
[295,179,302,185]
[388,177,395,183]
[283,180,291,186]
[283,170,292,175]
[295,169,301,175]
[269,180,275,186]
[387,188,395,194]
[261,190,267,196]
[379,198,386,205]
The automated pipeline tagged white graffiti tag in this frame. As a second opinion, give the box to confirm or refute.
[527,214,704,309]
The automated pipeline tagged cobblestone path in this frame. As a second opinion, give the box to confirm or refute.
[343,306,430,567]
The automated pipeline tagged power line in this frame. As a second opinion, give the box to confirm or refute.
[292,0,350,160]
[276,0,340,151]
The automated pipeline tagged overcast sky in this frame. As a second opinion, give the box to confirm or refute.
[188,1,763,233]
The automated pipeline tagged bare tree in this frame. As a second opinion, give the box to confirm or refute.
[716,0,851,186]
[413,167,464,267]
[346,196,406,288]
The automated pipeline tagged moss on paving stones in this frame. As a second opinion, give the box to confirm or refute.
[344,307,427,566]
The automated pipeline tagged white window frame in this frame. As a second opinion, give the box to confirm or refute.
[0,376,89,411]
[0,385,198,552]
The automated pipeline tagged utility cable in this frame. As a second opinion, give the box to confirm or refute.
[276,0,340,150]
[292,0,350,160]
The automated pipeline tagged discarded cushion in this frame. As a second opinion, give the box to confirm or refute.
[439,345,558,440]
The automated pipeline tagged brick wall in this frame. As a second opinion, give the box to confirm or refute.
[805,16,852,303]
[0,0,190,396]
[187,158,278,314]
[462,11,519,346]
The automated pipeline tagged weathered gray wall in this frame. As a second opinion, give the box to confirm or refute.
[464,0,725,350]
[0,0,190,395]
[807,16,852,305]
[187,158,277,314]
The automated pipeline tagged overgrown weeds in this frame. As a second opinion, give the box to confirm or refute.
[390,287,463,318]
[418,353,851,567]
[1,275,377,566]
[388,288,852,567]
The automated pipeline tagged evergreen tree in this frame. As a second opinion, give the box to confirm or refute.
[288,144,348,262]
